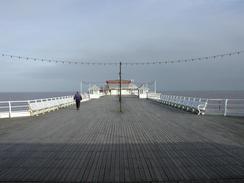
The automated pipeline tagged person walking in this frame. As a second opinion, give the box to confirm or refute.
[74,91,82,110]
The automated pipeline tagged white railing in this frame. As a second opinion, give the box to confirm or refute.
[206,99,244,116]
[147,92,161,100]
[0,93,90,119]
[0,100,30,118]
[147,94,244,117]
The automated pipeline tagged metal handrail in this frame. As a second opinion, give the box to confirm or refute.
[148,94,244,117]
[0,93,90,119]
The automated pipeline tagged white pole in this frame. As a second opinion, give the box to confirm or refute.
[80,80,83,93]
[224,99,228,116]
[8,101,12,118]
[154,80,156,93]
[27,100,30,115]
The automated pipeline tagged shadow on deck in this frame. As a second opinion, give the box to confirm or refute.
[0,142,244,182]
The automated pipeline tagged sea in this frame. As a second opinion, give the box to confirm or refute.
[161,90,244,99]
[0,91,244,101]
[0,92,74,101]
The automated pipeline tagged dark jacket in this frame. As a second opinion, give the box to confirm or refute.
[74,93,82,101]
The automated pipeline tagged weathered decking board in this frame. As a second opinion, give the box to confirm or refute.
[0,96,244,182]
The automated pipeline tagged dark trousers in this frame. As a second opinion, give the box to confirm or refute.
[76,100,80,109]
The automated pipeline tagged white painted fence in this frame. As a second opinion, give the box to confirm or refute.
[206,99,244,116]
[147,92,161,100]
[147,94,244,117]
[0,93,90,119]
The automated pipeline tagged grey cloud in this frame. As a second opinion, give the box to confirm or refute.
[0,0,244,91]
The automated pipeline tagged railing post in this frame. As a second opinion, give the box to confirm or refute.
[8,101,12,118]
[188,97,190,105]
[224,99,228,116]
[205,99,208,112]
[27,100,31,115]
[154,80,156,93]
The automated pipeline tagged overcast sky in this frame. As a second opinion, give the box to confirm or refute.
[0,0,244,92]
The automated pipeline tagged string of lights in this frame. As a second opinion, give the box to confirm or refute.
[1,50,244,66]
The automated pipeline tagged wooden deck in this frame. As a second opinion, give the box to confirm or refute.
[0,96,244,182]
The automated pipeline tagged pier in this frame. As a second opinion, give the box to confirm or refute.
[0,96,244,182]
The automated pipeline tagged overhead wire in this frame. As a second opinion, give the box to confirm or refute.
[1,50,244,66]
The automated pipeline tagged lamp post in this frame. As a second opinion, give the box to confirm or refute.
[80,80,83,93]
[154,80,156,93]
[119,62,122,112]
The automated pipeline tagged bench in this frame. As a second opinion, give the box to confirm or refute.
[158,95,208,115]
[29,98,74,116]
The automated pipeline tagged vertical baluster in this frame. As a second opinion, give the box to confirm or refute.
[224,99,228,116]
[8,101,12,118]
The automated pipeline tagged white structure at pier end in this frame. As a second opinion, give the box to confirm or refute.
[138,84,150,98]
[105,80,138,96]
[88,85,104,99]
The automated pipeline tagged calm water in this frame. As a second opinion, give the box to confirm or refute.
[0,91,244,101]
[0,92,74,101]
[162,90,244,99]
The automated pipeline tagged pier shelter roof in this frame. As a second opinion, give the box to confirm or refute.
[106,80,138,90]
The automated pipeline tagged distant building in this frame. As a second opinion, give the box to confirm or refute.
[138,84,150,98]
[88,85,104,99]
[87,80,153,99]
[105,80,138,95]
